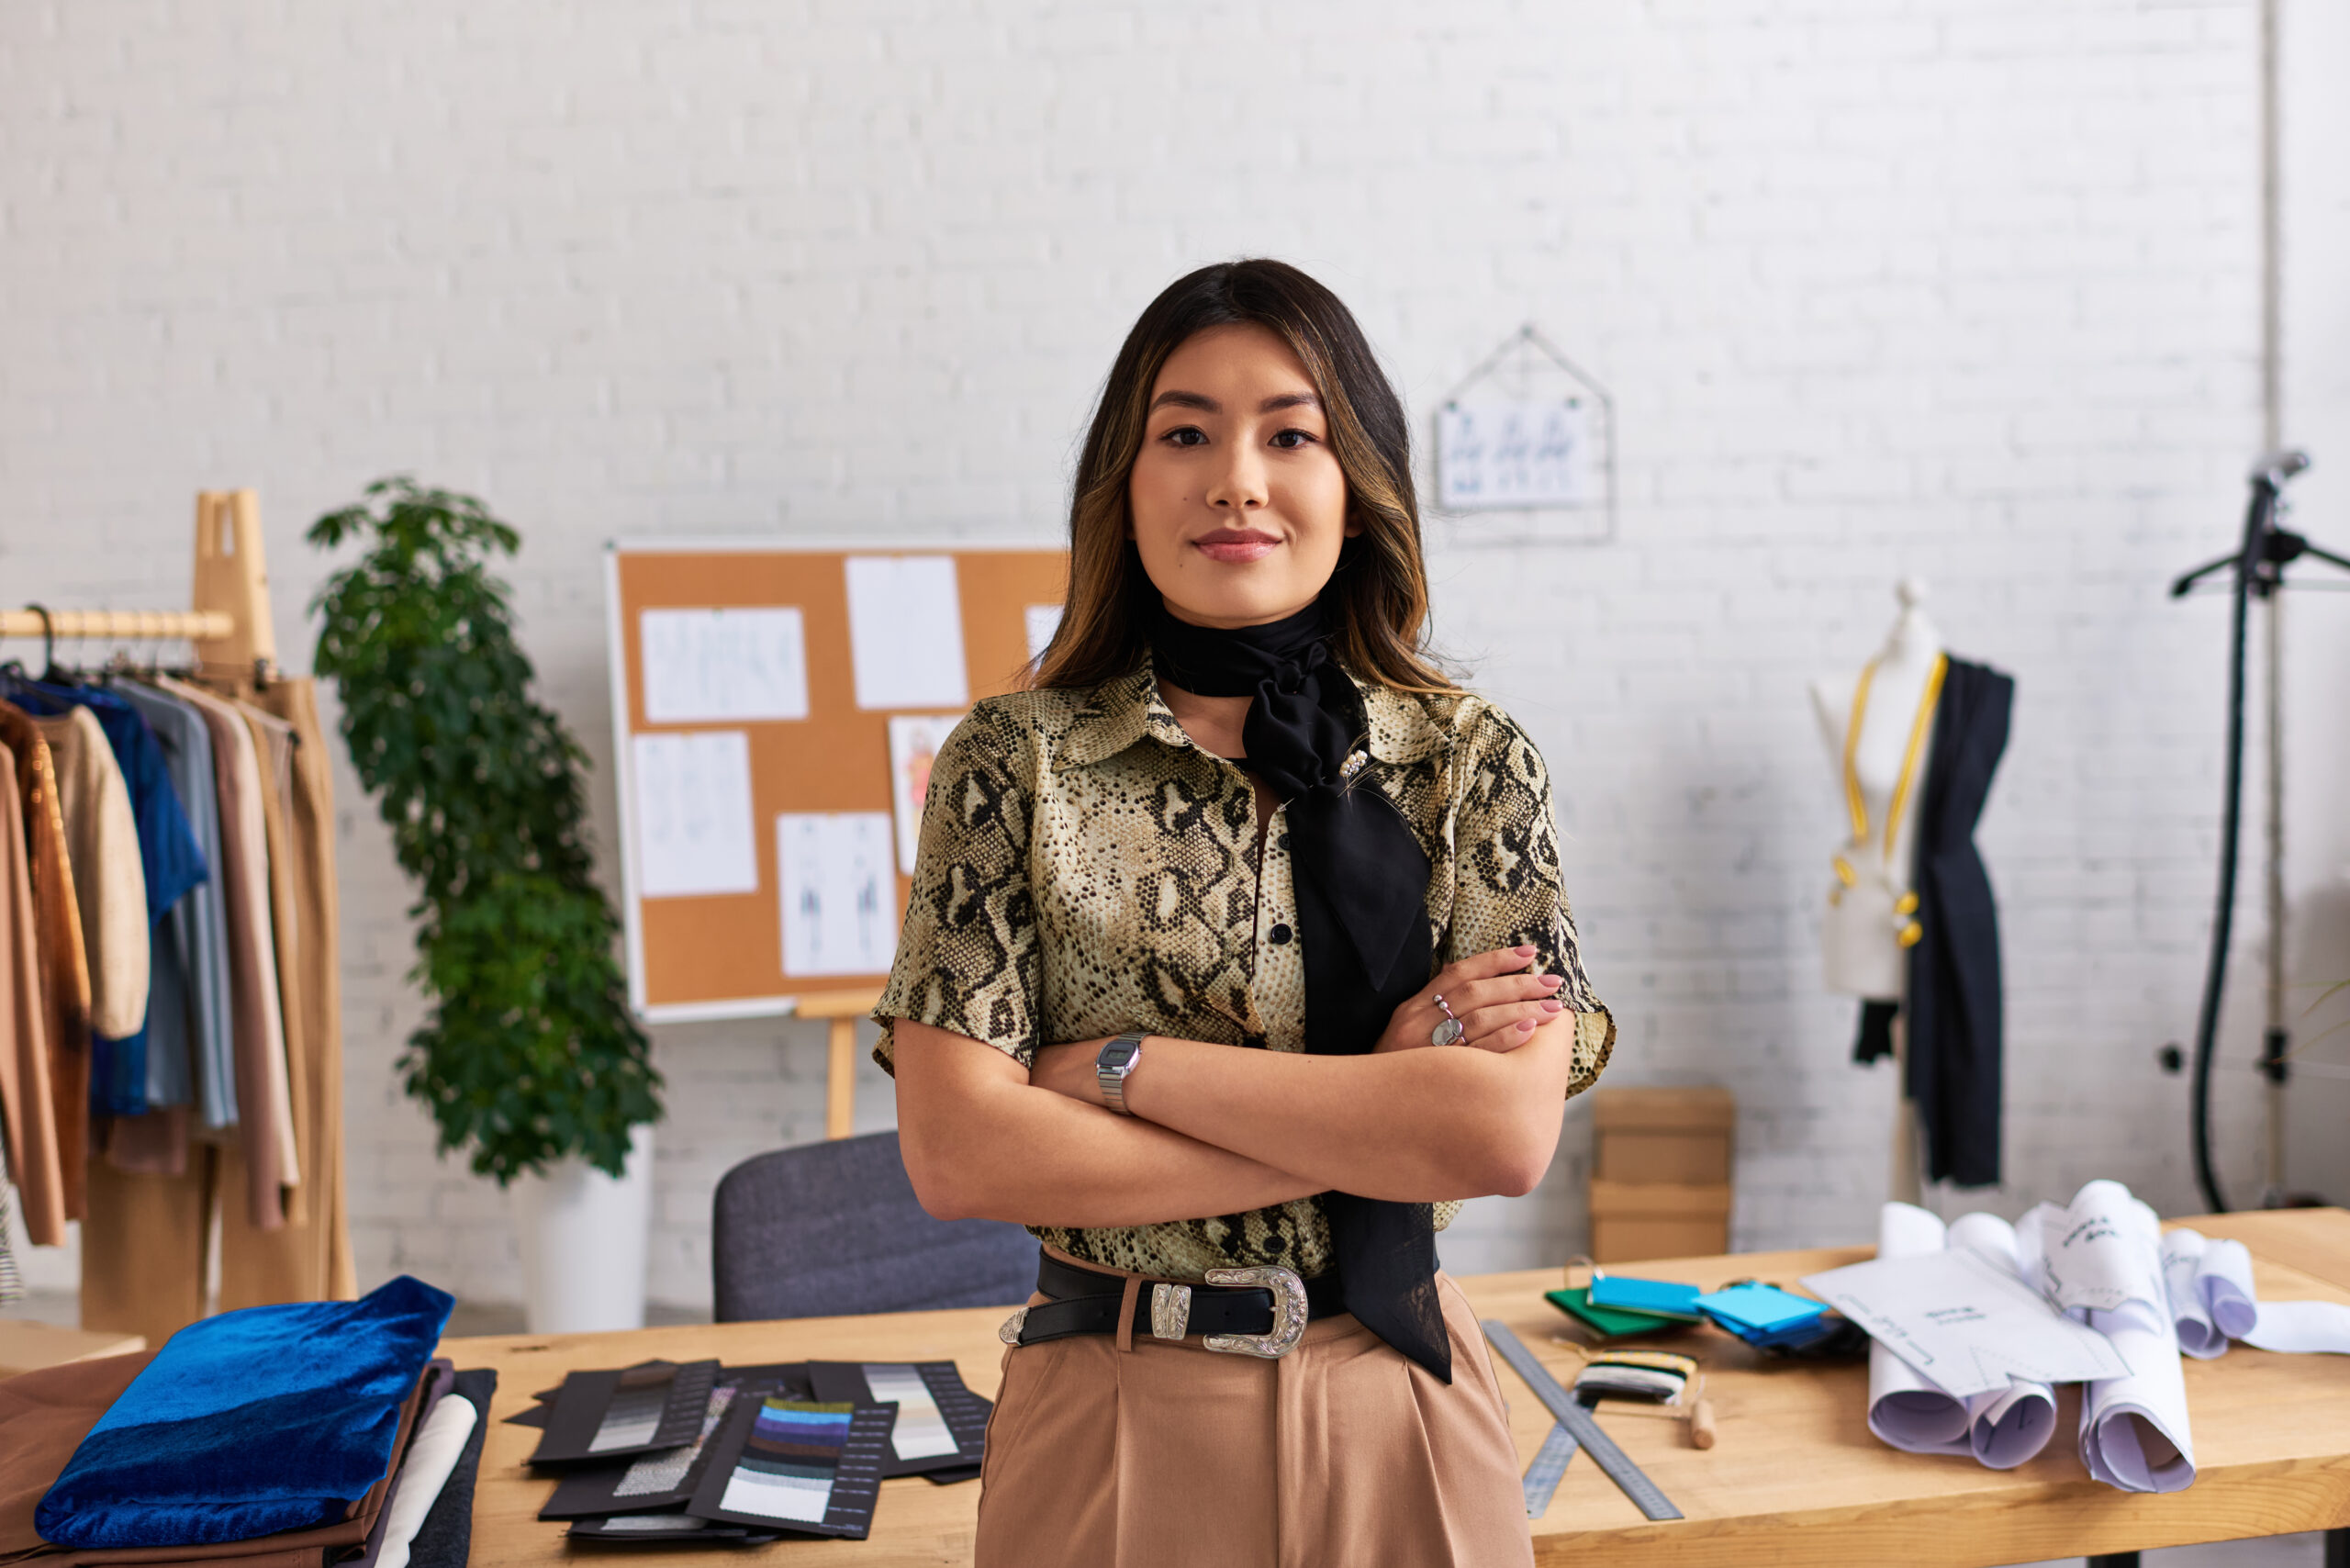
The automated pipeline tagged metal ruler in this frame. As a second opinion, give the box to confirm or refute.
[1482,1320,1684,1522]
[1520,1420,1578,1518]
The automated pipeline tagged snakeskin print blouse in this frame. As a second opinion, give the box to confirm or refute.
[872,656,1613,1282]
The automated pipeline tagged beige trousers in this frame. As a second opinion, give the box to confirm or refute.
[976,1253,1534,1568]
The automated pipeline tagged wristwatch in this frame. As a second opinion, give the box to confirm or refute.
[1095,1032,1147,1115]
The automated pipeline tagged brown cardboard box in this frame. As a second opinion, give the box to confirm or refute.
[1588,1087,1736,1262]
[1588,1179,1734,1263]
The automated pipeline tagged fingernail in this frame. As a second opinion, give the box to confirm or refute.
[1541,973,1563,990]
[1517,1019,1537,1032]
[1541,999,1563,1013]
[1514,944,1537,957]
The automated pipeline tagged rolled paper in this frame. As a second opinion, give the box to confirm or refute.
[2071,1190,2196,1494]
[2161,1228,2228,1359]
[2197,1238,2259,1340]
[1944,1213,2057,1470]
[1866,1203,1971,1454]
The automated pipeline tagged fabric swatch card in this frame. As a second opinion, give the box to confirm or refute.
[539,1365,816,1518]
[541,1383,737,1519]
[529,1361,721,1467]
[565,1514,781,1545]
[687,1398,893,1540]
[806,1361,991,1477]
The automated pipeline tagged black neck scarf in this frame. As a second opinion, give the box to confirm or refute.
[1148,598,1451,1383]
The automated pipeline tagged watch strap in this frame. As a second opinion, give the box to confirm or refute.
[1097,1031,1147,1115]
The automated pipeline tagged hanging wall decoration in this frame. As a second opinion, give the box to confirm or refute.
[1432,324,1616,544]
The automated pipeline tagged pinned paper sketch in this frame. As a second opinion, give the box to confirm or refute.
[1802,1246,2128,1399]
[641,608,810,723]
[1024,605,1062,663]
[887,714,964,876]
[778,812,894,978]
[632,733,758,899]
[844,556,968,711]
[1437,399,1593,510]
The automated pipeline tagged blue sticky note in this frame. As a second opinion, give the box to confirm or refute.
[1694,1282,1825,1335]
[1587,1276,1705,1319]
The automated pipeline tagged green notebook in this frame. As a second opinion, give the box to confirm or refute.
[1543,1287,1688,1338]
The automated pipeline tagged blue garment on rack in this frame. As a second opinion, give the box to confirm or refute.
[34,1275,455,1549]
[3,678,207,1114]
[118,679,237,1120]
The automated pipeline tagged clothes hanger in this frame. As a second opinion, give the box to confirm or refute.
[2169,453,2350,599]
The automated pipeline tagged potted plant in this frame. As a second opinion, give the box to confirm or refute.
[310,477,663,1331]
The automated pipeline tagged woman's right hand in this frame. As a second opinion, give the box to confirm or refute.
[1373,945,1566,1055]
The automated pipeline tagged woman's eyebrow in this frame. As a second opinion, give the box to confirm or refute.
[1149,389,1219,412]
[1259,391,1321,413]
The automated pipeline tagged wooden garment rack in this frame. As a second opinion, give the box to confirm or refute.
[0,491,278,670]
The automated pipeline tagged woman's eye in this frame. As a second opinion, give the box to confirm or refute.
[1158,425,1208,447]
[1270,428,1318,449]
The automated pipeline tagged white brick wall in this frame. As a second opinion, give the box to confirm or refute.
[4,0,2338,1309]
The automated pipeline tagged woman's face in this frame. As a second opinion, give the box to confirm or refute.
[1128,322,1356,629]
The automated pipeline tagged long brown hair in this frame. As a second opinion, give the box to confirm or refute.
[1032,259,1453,694]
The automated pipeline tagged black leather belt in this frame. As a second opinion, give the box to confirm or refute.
[1000,1255,1345,1361]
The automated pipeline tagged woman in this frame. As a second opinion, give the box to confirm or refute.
[875,259,1613,1566]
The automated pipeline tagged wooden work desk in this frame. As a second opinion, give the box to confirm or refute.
[442,1208,2350,1568]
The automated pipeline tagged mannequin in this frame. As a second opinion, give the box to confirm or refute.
[1811,578,1946,999]
[1812,579,1947,1202]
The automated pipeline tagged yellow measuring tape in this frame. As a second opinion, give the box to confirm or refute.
[1834,653,1948,946]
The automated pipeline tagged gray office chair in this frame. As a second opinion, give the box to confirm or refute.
[711,1130,1040,1322]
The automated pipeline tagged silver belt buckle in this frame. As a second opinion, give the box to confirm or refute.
[1198,1265,1308,1359]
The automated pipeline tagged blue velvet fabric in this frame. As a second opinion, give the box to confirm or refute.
[36,1276,454,1549]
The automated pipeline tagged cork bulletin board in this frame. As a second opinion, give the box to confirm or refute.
[605,541,1069,1023]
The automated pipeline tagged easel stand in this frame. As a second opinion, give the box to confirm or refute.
[792,990,881,1141]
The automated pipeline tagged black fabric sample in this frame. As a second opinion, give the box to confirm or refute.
[1904,657,2014,1187]
[1147,598,1449,1383]
[408,1369,496,1568]
[1853,1000,1899,1064]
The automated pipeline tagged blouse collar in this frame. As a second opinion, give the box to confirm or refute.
[1053,653,1447,772]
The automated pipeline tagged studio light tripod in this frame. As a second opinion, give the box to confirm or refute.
[2170,450,2346,1213]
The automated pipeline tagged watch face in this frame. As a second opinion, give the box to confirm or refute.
[1101,1038,1140,1071]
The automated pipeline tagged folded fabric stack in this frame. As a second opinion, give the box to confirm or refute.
[0,1277,487,1568]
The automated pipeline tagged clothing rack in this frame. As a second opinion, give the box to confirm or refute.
[0,487,352,1350]
[0,490,278,671]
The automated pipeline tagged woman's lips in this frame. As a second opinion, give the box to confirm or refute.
[1194,531,1280,564]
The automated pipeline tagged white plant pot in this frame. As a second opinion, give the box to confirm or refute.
[509,1123,655,1334]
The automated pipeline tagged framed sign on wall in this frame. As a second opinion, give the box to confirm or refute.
[1432,324,1616,545]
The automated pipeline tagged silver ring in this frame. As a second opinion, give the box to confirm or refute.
[1429,993,1464,1047]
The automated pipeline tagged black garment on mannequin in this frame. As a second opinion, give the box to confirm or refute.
[1904,657,2014,1187]
[1853,1000,1899,1064]
[1147,599,1450,1383]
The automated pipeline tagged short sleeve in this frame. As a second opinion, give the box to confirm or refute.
[1444,704,1615,1097]
[871,708,1043,1073]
